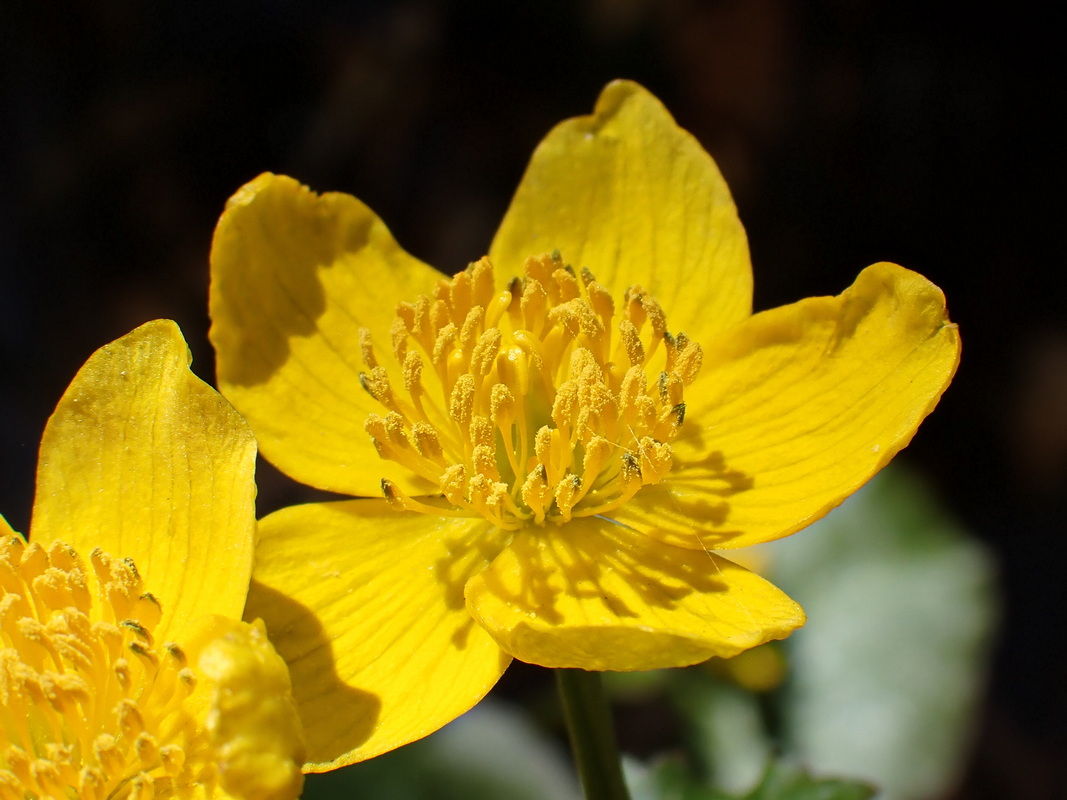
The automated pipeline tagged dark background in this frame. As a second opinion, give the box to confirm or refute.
[2,2,1063,797]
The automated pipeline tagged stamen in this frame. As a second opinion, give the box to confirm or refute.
[1,538,302,800]
[358,327,378,369]
[358,252,704,528]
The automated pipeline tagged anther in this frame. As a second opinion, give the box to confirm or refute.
[449,374,476,429]
[439,464,468,506]
[535,427,554,467]
[587,282,615,326]
[621,451,642,484]
[521,279,548,333]
[490,384,516,427]
[120,619,153,645]
[390,317,409,362]
[637,437,673,484]
[470,257,496,308]
[430,298,450,332]
[449,270,473,319]
[553,268,580,302]
[358,328,378,369]
[360,251,702,528]
[131,592,162,629]
[471,445,500,482]
[159,745,185,776]
[135,732,160,767]
[469,417,495,448]
[554,475,582,522]
[380,479,403,511]
[431,323,458,368]
[673,403,686,427]
[128,641,158,667]
[674,340,703,385]
[358,368,394,407]
[19,544,48,579]
[551,382,579,430]
[383,412,407,446]
[403,351,424,395]
[459,308,485,355]
[470,329,502,379]
[410,423,444,460]
[165,642,187,666]
[520,465,552,524]
[116,698,146,737]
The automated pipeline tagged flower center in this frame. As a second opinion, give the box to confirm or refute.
[360,252,703,529]
[3,536,220,799]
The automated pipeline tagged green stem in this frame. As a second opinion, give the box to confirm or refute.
[555,669,632,800]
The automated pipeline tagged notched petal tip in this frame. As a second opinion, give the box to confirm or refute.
[491,78,753,342]
[223,172,286,211]
[209,167,446,498]
[31,319,257,644]
[629,259,960,552]
[592,78,666,120]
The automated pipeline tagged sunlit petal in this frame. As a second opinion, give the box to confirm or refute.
[465,516,804,671]
[611,262,960,549]
[30,319,256,644]
[0,514,20,540]
[247,500,512,769]
[210,173,446,496]
[490,79,751,343]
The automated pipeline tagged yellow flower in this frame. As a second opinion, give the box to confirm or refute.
[208,80,960,769]
[0,321,305,800]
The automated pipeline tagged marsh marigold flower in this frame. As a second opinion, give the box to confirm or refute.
[0,321,305,800]
[209,81,960,769]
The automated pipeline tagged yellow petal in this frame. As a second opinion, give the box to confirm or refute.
[30,320,256,644]
[210,173,445,497]
[0,514,21,540]
[611,262,960,550]
[247,500,511,769]
[465,516,804,671]
[490,79,752,342]
[190,616,306,800]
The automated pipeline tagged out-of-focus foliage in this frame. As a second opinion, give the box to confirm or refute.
[299,464,994,800]
[772,466,998,799]
[301,701,580,800]
[660,465,997,800]
[626,759,875,800]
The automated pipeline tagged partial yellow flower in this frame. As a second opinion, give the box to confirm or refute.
[0,321,304,800]
[209,80,960,769]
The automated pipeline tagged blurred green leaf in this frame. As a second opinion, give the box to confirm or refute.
[626,758,874,800]
[626,757,732,800]
[742,763,875,800]
[766,465,998,800]
[302,700,580,800]
[667,669,772,793]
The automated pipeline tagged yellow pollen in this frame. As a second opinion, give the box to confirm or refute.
[360,252,704,529]
[0,537,304,800]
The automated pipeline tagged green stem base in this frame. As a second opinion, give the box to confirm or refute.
[555,669,632,800]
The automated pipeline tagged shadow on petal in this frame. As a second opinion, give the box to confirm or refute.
[432,527,513,649]
[610,443,755,549]
[466,517,802,670]
[212,179,356,387]
[493,522,734,621]
[246,579,381,769]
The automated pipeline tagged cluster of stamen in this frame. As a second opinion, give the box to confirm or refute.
[1,536,215,799]
[361,252,703,529]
